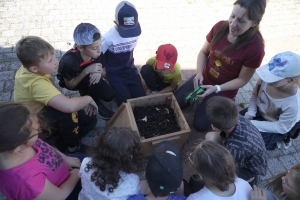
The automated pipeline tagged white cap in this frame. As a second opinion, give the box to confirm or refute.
[256,51,300,83]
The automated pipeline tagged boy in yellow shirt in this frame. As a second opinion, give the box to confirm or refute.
[140,44,182,95]
[14,36,98,153]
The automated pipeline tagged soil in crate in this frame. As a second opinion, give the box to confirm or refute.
[133,104,181,139]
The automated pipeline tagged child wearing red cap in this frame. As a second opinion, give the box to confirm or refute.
[140,44,182,95]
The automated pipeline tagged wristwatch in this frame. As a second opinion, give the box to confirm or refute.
[215,85,221,93]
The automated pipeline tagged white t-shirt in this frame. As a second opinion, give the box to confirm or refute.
[246,80,300,134]
[186,178,252,200]
[78,157,140,200]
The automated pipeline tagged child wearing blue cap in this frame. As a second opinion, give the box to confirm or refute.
[57,23,115,120]
[101,1,146,106]
[243,51,300,150]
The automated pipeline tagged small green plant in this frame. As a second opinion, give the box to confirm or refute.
[239,102,246,109]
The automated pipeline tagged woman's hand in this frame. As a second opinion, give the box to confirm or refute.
[193,73,204,90]
[197,85,217,98]
[65,156,81,170]
[250,185,267,200]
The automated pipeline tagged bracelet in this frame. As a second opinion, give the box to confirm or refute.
[215,85,221,93]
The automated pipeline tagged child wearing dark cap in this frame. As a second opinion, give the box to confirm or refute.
[128,141,186,200]
[140,44,183,95]
[101,1,146,106]
[57,23,115,120]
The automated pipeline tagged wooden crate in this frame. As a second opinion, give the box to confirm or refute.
[105,93,190,156]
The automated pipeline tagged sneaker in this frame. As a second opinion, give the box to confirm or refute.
[149,90,157,94]
[98,101,114,120]
[281,140,292,149]
[277,140,292,149]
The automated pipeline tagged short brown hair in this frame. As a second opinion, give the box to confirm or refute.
[192,141,236,191]
[206,96,238,130]
[16,36,54,69]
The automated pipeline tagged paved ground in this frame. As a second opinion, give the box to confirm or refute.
[1,0,300,199]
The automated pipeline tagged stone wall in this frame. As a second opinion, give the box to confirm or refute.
[0,0,300,101]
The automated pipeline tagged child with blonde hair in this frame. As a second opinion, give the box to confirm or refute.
[251,164,300,200]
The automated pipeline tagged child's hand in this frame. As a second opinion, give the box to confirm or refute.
[65,156,81,170]
[146,88,151,95]
[84,100,98,116]
[250,185,267,200]
[69,168,80,177]
[84,63,102,75]
[89,72,102,85]
[244,113,253,120]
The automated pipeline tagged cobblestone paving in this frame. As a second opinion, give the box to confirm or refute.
[1,0,300,199]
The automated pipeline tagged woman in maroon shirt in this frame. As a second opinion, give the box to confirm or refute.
[175,0,266,132]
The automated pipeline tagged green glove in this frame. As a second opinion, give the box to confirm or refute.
[184,85,205,108]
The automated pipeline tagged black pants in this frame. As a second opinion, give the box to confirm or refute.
[140,65,170,91]
[108,73,146,106]
[69,76,114,105]
[174,74,220,132]
[183,175,205,197]
[39,106,97,148]
[240,108,300,150]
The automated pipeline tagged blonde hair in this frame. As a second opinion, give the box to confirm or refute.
[16,36,54,69]
[265,164,300,200]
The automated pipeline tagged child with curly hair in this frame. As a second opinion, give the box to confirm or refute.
[78,128,144,200]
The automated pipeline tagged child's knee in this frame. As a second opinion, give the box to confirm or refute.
[140,65,152,76]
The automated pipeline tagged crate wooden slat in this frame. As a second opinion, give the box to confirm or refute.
[105,93,190,155]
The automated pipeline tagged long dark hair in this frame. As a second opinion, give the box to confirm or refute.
[0,102,37,152]
[265,164,300,200]
[85,128,143,193]
[210,0,266,54]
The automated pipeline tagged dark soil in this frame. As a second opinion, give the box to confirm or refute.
[133,104,181,139]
